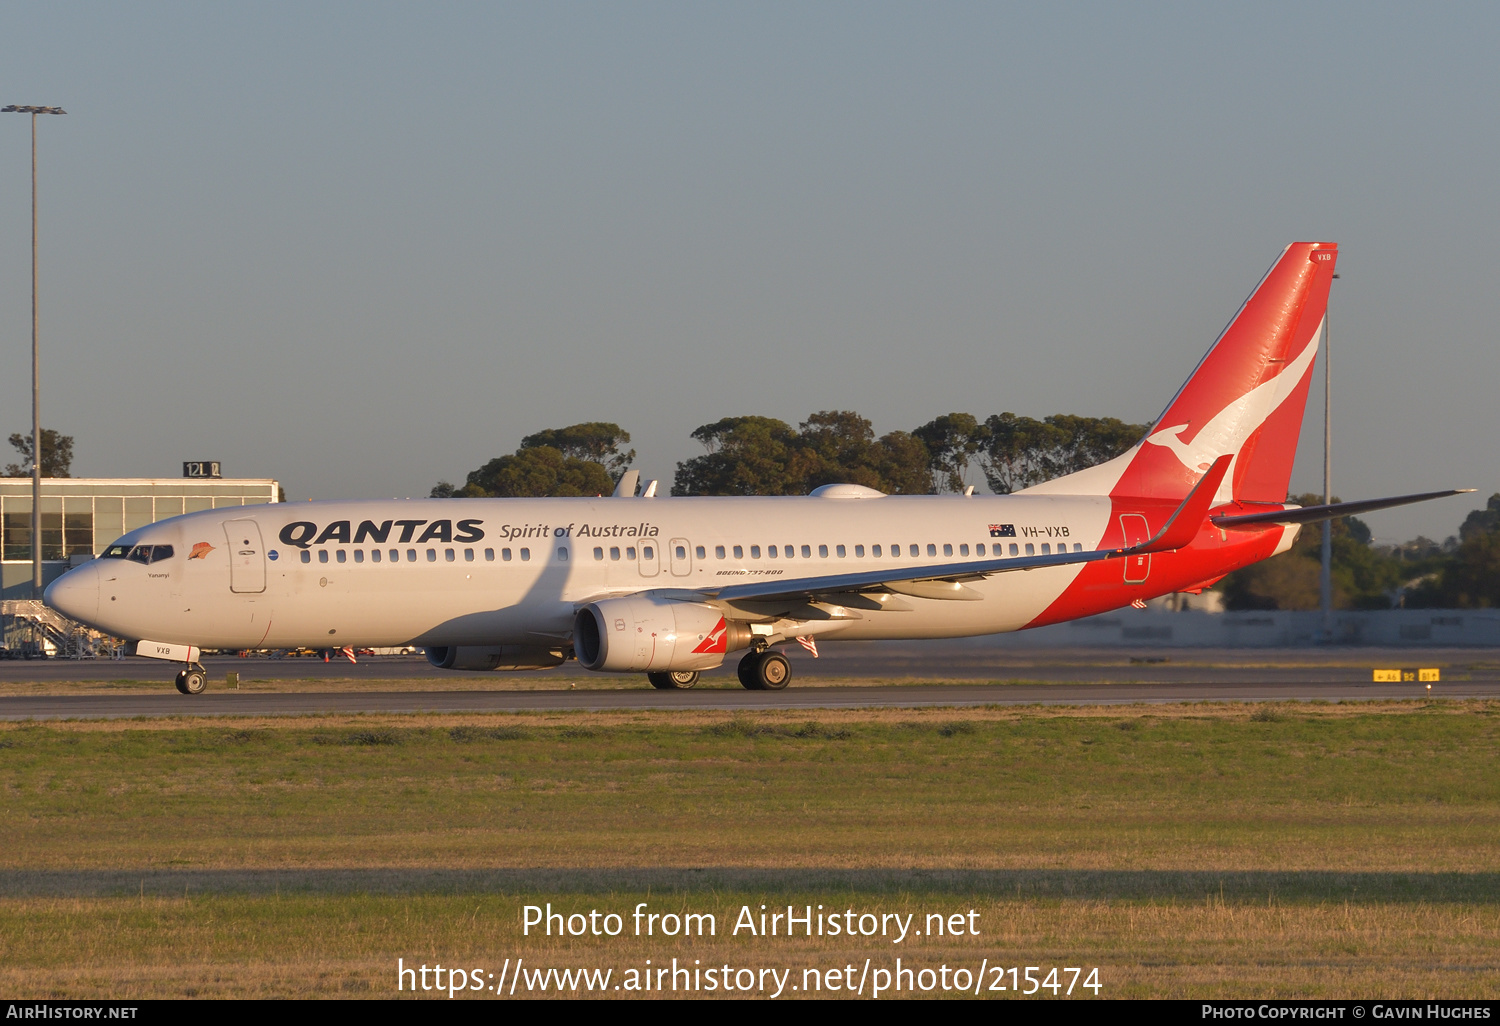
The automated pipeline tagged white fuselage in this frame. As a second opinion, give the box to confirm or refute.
[51,492,1122,650]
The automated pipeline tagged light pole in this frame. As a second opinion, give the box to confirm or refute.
[1319,274,1339,642]
[3,104,66,599]
[1320,309,1332,640]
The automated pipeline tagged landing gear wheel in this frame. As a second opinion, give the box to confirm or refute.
[738,650,791,691]
[737,651,762,690]
[647,670,699,690]
[175,667,207,695]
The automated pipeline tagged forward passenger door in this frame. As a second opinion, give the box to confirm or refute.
[224,519,267,594]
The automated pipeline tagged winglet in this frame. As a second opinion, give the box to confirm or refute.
[612,470,640,498]
[1126,453,1233,554]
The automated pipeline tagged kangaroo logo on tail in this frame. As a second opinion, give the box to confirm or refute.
[1143,319,1322,503]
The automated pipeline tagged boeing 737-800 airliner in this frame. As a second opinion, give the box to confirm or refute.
[44,242,1468,694]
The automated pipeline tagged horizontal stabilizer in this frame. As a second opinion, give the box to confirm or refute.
[1211,489,1475,530]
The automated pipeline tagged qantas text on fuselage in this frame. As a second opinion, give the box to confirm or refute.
[42,243,1470,693]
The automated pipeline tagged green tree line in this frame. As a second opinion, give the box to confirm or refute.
[3,428,74,478]
[1222,492,1500,611]
[435,411,1150,499]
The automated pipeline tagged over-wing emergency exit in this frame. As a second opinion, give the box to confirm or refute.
[44,243,1470,694]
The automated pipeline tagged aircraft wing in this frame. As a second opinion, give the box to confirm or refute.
[704,545,1118,604]
[704,455,1233,606]
[1211,488,1474,530]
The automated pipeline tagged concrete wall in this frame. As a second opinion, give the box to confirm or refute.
[986,606,1500,648]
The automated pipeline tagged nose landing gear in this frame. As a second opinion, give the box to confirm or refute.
[737,649,791,691]
[174,665,208,695]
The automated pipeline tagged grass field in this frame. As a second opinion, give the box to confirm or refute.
[1,701,1497,998]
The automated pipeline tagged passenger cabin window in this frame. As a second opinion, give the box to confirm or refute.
[465,548,474,561]
[445,549,455,562]
[675,545,687,560]
[715,546,726,559]
[975,543,984,556]
[943,544,952,557]
[426,549,437,562]
[300,550,311,563]
[640,546,652,560]
[407,549,417,561]
[749,545,760,559]
[484,548,494,561]
[594,547,604,561]
[1025,543,1035,555]
[1074,543,1083,552]
[833,545,843,557]
[927,544,937,557]
[695,545,706,559]
[854,545,864,557]
[318,550,329,564]
[389,549,399,562]
[1009,543,1019,556]
[1041,543,1051,554]
[803,545,813,558]
[960,544,969,556]
[626,546,637,560]
[733,545,743,559]
[910,544,919,557]
[371,549,381,563]
[557,547,568,561]
[520,548,531,561]
[871,544,881,557]
[501,548,512,561]
[337,550,347,563]
[353,550,363,564]
[610,547,621,560]
[767,546,778,559]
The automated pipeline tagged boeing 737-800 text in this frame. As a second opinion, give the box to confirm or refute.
[44,242,1468,694]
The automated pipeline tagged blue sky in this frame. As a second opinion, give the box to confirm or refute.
[1,2,1495,541]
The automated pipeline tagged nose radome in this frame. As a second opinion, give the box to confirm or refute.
[44,562,99,626]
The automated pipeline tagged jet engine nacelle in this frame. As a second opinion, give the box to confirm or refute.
[426,645,566,671]
[574,595,751,672]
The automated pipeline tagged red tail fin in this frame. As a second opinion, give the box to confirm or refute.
[1026,242,1338,502]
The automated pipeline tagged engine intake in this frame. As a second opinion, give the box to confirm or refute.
[426,646,566,671]
[574,595,751,672]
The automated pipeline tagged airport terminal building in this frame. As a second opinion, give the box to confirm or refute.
[1,477,280,599]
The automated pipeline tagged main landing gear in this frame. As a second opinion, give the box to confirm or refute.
[174,664,208,695]
[647,670,700,690]
[738,649,790,691]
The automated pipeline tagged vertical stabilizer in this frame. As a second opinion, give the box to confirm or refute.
[1024,242,1338,502]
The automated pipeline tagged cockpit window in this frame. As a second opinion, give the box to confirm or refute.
[102,544,132,559]
[126,544,174,564]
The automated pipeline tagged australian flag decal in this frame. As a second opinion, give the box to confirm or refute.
[988,524,1016,538]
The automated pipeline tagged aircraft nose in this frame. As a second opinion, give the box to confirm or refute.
[44,562,99,625]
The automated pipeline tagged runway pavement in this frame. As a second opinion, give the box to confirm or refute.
[2,641,1496,718]
[3,678,1496,719]
[3,642,1497,684]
